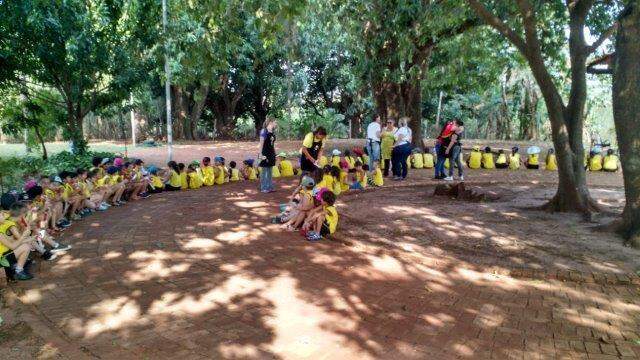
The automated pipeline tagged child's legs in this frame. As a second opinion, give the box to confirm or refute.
[313,214,324,233]
[14,244,31,269]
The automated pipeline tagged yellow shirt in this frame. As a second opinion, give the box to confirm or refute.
[272,166,281,178]
[188,172,203,189]
[546,154,558,171]
[317,174,334,190]
[331,156,340,167]
[528,154,539,166]
[201,166,215,186]
[180,172,188,190]
[79,180,91,198]
[362,154,370,167]
[215,166,225,185]
[468,151,482,169]
[373,168,383,186]
[96,175,110,188]
[412,154,424,169]
[423,153,434,169]
[509,153,521,170]
[356,171,367,188]
[603,155,618,171]
[482,153,495,169]
[496,153,507,165]
[280,160,294,177]
[245,167,257,180]
[168,170,182,188]
[151,175,164,189]
[302,132,326,148]
[318,156,328,167]
[0,220,17,254]
[230,168,240,181]
[346,156,355,169]
[589,154,603,171]
[324,205,338,234]
[332,177,342,196]
[339,171,349,191]
[62,183,74,200]
[44,188,58,200]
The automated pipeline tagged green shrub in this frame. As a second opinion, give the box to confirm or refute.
[0,150,116,192]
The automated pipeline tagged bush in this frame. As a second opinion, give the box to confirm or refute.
[0,150,116,192]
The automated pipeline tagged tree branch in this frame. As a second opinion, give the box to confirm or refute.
[587,22,618,54]
[466,0,528,52]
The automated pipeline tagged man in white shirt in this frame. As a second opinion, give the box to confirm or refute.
[366,115,382,171]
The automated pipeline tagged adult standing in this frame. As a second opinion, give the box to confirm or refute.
[444,120,465,181]
[365,115,382,171]
[258,118,277,193]
[380,118,397,177]
[391,117,413,180]
[299,127,327,175]
[434,120,454,179]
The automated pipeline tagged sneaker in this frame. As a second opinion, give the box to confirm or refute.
[101,202,112,208]
[14,270,33,281]
[444,176,454,181]
[51,243,72,253]
[71,214,81,221]
[139,192,151,199]
[306,231,322,242]
[41,250,58,261]
[392,176,402,181]
[459,176,464,181]
[57,220,71,228]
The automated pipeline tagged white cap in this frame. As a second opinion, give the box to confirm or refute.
[332,149,341,156]
[100,158,110,165]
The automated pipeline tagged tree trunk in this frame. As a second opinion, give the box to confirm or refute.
[188,85,209,140]
[613,3,640,247]
[34,126,48,160]
[172,86,186,140]
[405,76,423,147]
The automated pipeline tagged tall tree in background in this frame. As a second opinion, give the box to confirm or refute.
[467,0,619,214]
[612,3,640,247]
[0,0,157,154]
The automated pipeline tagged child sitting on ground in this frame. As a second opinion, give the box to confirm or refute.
[525,147,540,169]
[509,147,522,170]
[164,161,182,191]
[148,166,165,193]
[467,146,482,169]
[316,165,334,190]
[545,149,558,171]
[201,157,215,186]
[280,176,316,229]
[496,149,508,169]
[423,147,434,169]
[349,161,367,190]
[187,164,203,189]
[588,150,603,171]
[0,200,34,281]
[482,147,495,169]
[411,149,424,169]
[602,149,619,172]
[277,153,295,177]
[229,161,241,181]
[242,159,258,180]
[329,166,342,196]
[303,191,338,241]
[331,149,341,167]
[371,163,383,187]
[179,163,188,190]
[213,157,228,185]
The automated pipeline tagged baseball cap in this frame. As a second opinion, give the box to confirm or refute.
[332,149,341,156]
[100,158,110,165]
[301,176,315,188]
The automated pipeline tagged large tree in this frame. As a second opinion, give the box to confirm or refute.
[612,3,640,247]
[467,0,619,214]
[0,0,157,153]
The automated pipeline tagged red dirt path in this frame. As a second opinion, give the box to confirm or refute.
[3,161,640,359]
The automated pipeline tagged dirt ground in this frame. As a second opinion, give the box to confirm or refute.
[2,141,639,359]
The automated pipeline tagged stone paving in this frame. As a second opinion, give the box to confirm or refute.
[6,178,640,359]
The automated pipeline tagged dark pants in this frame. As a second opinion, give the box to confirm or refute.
[391,143,412,178]
[448,145,463,177]
[383,159,391,177]
[435,143,446,177]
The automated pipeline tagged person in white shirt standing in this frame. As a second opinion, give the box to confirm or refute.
[365,115,382,172]
[391,117,413,180]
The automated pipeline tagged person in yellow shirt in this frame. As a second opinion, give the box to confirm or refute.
[277,153,295,177]
[496,149,508,169]
[177,163,188,190]
[481,147,495,169]
[318,154,328,167]
[588,150,603,171]
[525,147,540,169]
[423,147,435,169]
[164,161,182,191]
[467,146,482,169]
[372,163,384,187]
[0,203,34,280]
[200,157,215,186]
[106,166,127,205]
[272,163,281,178]
[349,161,367,190]
[242,159,258,180]
[411,150,424,169]
[339,162,350,192]
[545,148,558,171]
[331,149,341,167]
[304,191,338,241]
[328,166,342,196]
[147,166,164,193]
[229,161,241,181]
[186,164,203,189]
[509,147,521,170]
[344,150,356,170]
[602,149,619,172]
[213,156,227,185]
[316,165,334,190]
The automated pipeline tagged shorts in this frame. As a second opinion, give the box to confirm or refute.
[164,184,181,191]
[526,164,539,170]
[320,221,331,237]
[496,163,508,169]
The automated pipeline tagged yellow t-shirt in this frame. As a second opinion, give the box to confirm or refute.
[346,156,355,169]
[96,175,110,188]
[362,154,370,167]
[373,168,383,186]
[44,188,58,200]
[496,153,507,165]
[589,154,603,171]
[201,166,215,186]
[302,132,326,148]
[482,153,495,169]
[215,166,225,185]
[246,167,257,180]
[332,177,342,196]
[468,151,482,169]
[0,220,17,254]
[356,171,367,188]
[168,170,182,188]
[603,155,618,171]
[280,160,294,177]
[272,165,281,178]
[151,175,164,189]
[317,174,334,190]
[230,168,240,181]
[324,205,338,234]
[546,154,558,171]
[318,156,328,167]
[332,156,340,167]
[62,183,74,200]
[188,172,203,189]
[340,171,349,191]
[528,154,539,166]
[509,153,521,170]
[180,172,188,190]
[79,180,91,198]
[412,154,424,169]
[423,153,434,169]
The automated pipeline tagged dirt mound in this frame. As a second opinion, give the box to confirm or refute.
[433,182,502,202]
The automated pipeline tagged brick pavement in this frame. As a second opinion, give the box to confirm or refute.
[6,177,640,359]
